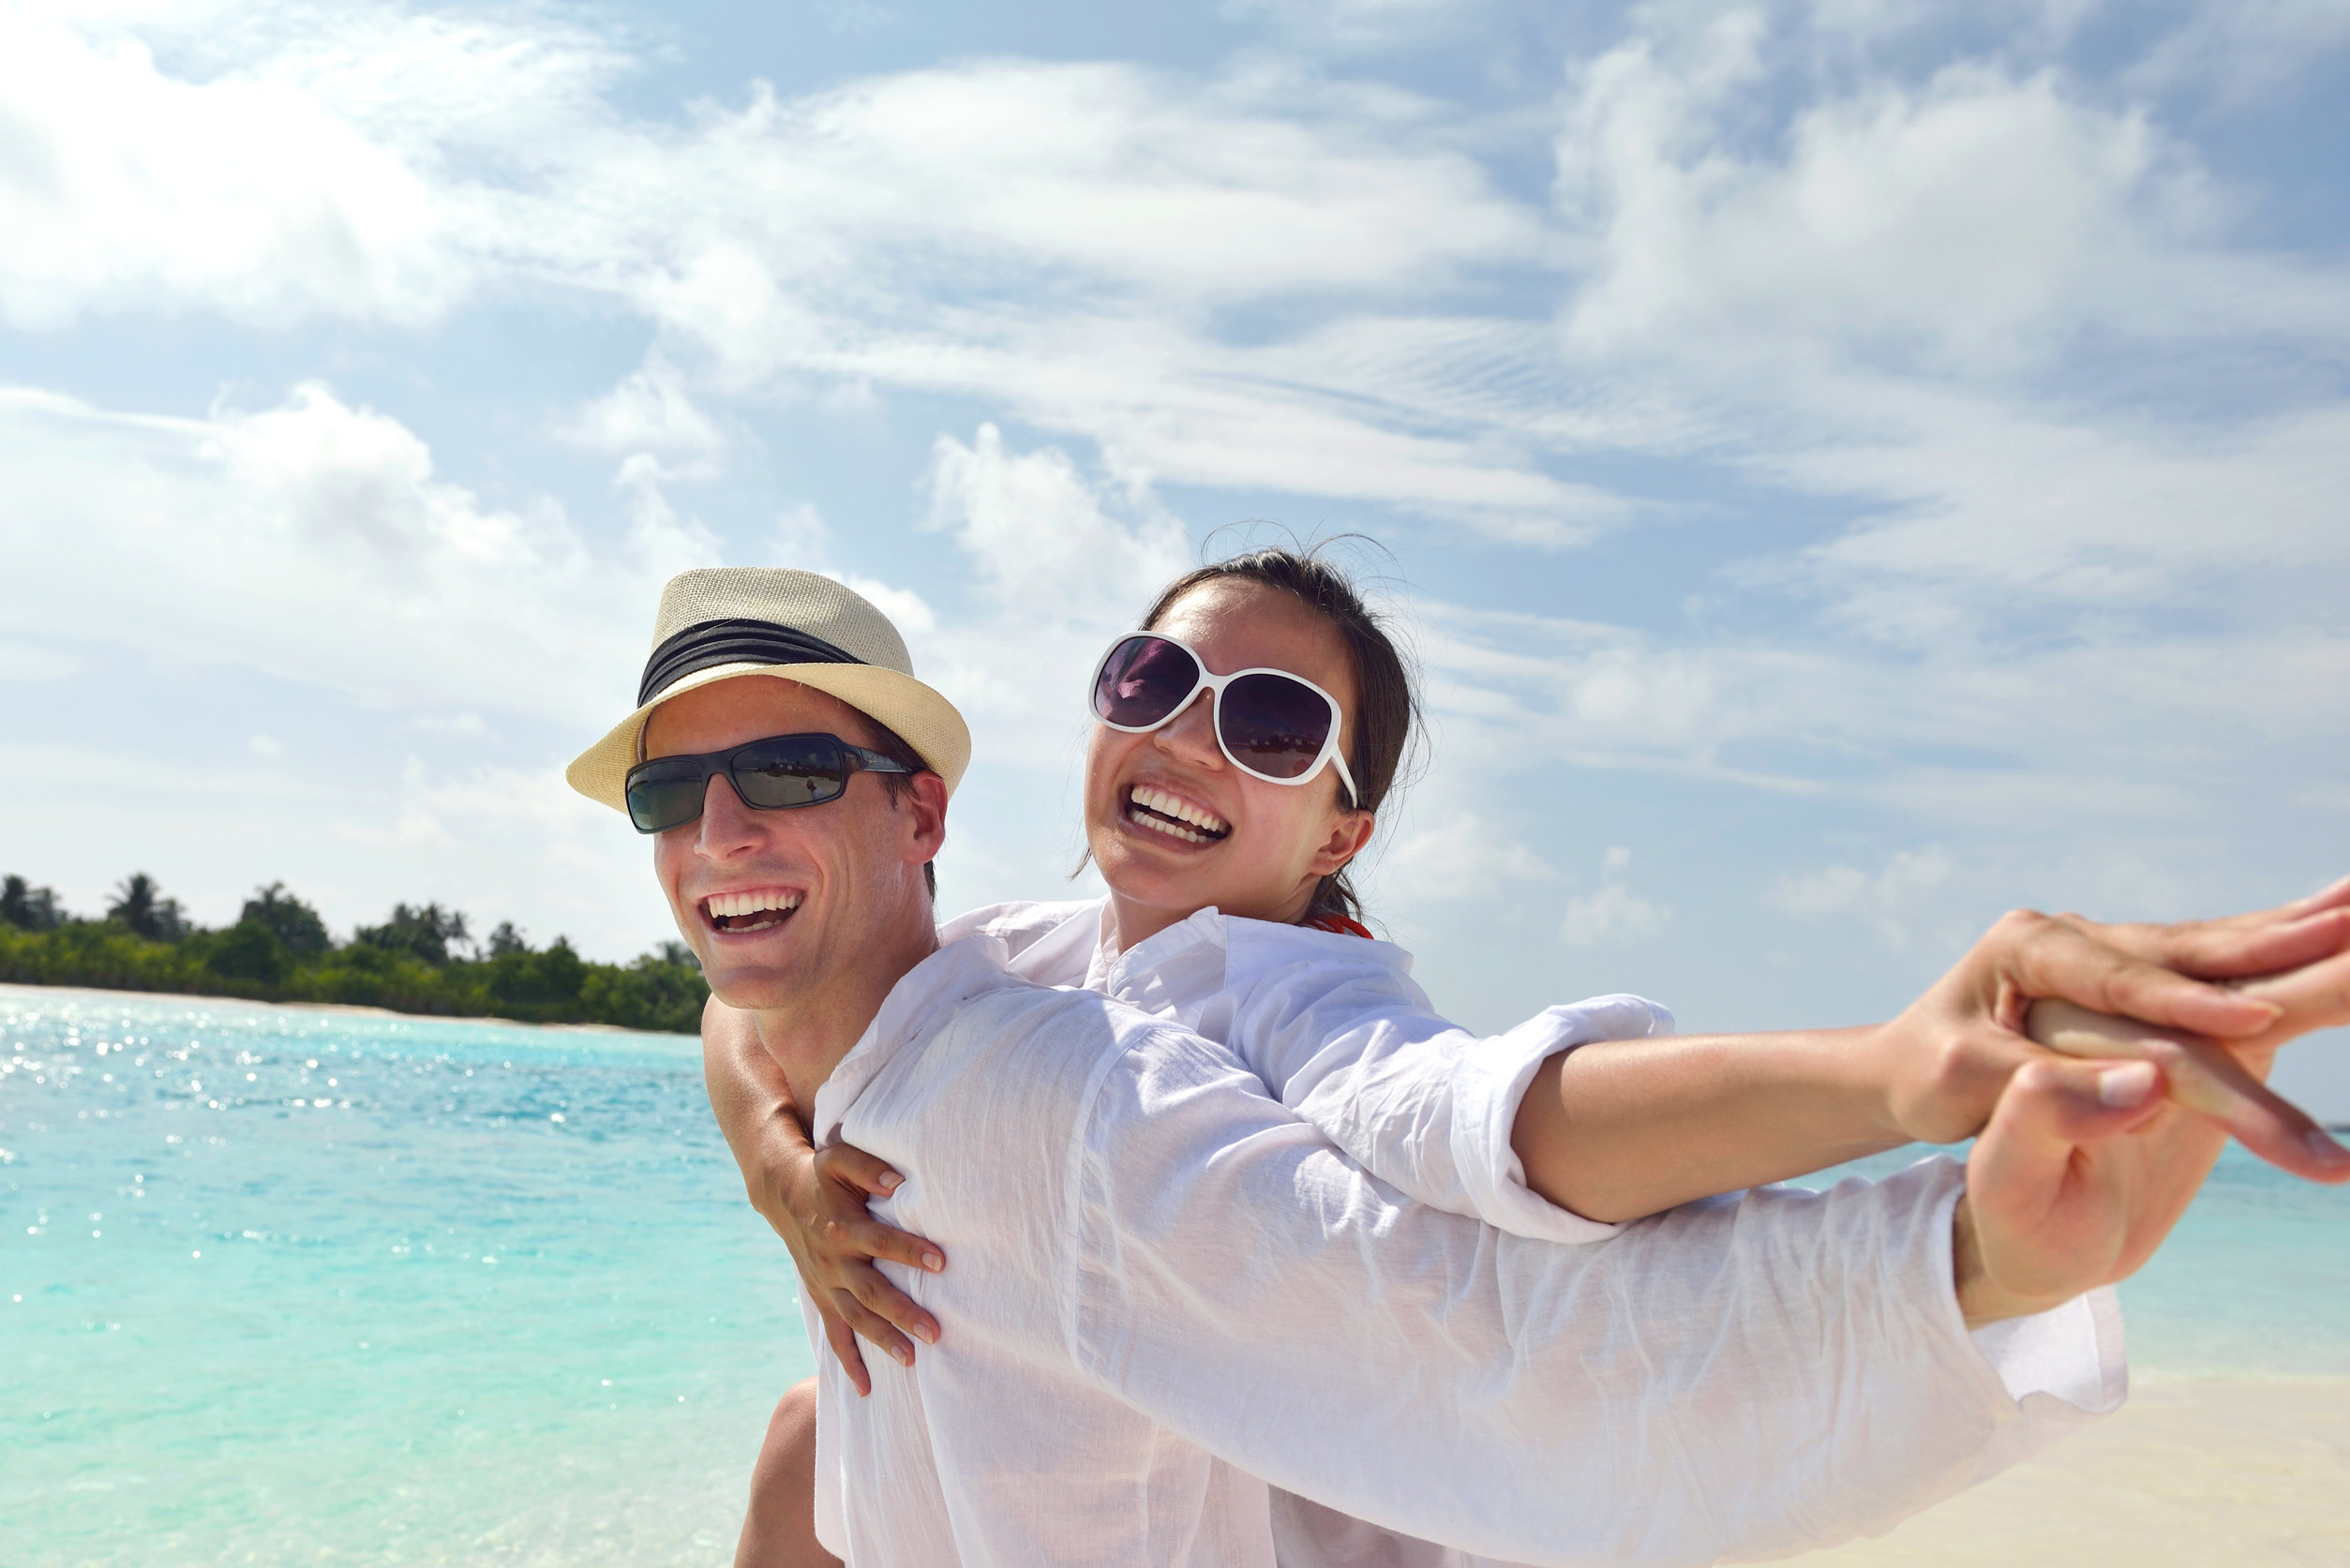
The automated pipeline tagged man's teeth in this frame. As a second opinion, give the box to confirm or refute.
[1128,785,1229,844]
[705,890,802,930]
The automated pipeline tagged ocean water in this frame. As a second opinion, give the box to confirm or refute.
[2,987,808,1568]
[7,985,2350,1566]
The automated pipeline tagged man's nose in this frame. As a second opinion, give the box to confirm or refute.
[694,773,765,857]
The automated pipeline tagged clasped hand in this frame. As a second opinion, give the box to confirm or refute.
[1921,878,2350,1325]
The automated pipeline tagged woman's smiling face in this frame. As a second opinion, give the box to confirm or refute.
[1085,577,1374,949]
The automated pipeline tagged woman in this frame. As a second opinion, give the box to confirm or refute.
[708,546,2349,1567]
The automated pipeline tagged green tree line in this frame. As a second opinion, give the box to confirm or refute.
[0,874,706,1035]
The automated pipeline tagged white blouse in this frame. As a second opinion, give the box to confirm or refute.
[801,924,2124,1566]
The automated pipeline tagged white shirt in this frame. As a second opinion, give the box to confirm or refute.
[944,898,1659,1247]
[804,932,2125,1567]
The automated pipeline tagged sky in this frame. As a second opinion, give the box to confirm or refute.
[3,0,2347,1113]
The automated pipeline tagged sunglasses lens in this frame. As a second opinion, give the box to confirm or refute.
[1220,672,1334,780]
[730,737,848,809]
[625,762,712,834]
[1094,635,1199,728]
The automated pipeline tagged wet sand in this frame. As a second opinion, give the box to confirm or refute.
[1800,1376,2350,1567]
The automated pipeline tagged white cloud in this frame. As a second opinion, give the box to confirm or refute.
[0,641,78,680]
[0,8,1611,543]
[922,424,1190,625]
[1385,813,1556,902]
[1554,24,2298,377]
[770,503,831,571]
[2127,0,2350,106]
[1776,845,1953,947]
[1560,880,1669,948]
[0,10,468,328]
[1223,0,1488,51]
[559,363,724,461]
[896,424,1192,764]
[0,381,714,726]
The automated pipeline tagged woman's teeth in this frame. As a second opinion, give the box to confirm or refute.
[704,890,802,932]
[1127,785,1229,844]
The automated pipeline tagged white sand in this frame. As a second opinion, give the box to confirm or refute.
[1797,1376,2350,1567]
[0,979,681,1037]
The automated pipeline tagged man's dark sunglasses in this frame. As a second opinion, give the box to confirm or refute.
[624,732,913,834]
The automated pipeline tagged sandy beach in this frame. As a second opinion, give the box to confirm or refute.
[0,980,678,1038]
[1799,1376,2350,1567]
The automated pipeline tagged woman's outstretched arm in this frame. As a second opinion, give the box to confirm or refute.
[1515,883,2350,1224]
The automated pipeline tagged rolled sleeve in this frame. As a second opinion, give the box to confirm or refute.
[1446,995,1675,1245]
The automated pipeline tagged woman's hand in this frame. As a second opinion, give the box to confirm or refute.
[772,1139,948,1396]
[1953,1052,2225,1326]
[2027,999,2349,1180]
[1868,877,2350,1179]
[702,1000,948,1396]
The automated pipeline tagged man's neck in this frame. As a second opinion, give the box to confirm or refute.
[750,911,940,1118]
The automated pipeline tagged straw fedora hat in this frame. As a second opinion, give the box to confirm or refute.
[567,567,971,814]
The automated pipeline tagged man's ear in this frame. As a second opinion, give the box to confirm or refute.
[1307,809,1376,877]
[898,771,950,868]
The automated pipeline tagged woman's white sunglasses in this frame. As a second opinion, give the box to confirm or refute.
[1087,632,1358,806]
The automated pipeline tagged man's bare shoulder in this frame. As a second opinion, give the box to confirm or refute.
[701,991,761,1055]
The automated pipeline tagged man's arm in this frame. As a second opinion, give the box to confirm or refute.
[1050,1020,2129,1567]
[1513,887,2350,1223]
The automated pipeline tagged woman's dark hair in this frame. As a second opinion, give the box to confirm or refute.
[1140,543,1420,925]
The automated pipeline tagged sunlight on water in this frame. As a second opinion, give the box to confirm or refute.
[7,986,2348,1565]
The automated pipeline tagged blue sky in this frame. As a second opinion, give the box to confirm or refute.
[4,0,2347,1113]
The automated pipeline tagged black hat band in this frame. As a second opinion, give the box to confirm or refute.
[637,618,867,708]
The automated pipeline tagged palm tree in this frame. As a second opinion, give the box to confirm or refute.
[2,874,67,931]
[355,902,473,965]
[108,874,188,941]
[241,882,331,958]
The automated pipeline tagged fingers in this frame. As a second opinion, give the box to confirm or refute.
[1968,1055,2165,1227]
[828,1278,919,1371]
[816,1141,908,1200]
[1991,1055,2166,1172]
[2002,911,2283,1039]
[2028,999,2350,1183]
[2283,874,2350,919]
[827,1214,946,1277]
[2235,945,2350,1038]
[840,1255,941,1350]
[820,1306,872,1398]
[2159,908,2350,982]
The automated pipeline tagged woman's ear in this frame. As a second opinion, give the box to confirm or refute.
[1308,809,1376,877]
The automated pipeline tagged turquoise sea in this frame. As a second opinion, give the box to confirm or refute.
[7,984,2349,1566]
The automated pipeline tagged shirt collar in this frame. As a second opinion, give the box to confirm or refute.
[1089,904,1234,1020]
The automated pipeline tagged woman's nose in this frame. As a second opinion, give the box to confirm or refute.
[1153,691,1222,768]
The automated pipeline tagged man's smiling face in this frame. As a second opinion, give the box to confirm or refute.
[645,674,935,1015]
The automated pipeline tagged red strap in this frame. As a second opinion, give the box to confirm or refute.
[1304,912,1374,940]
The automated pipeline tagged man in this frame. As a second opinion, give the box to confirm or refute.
[569,569,2345,1566]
